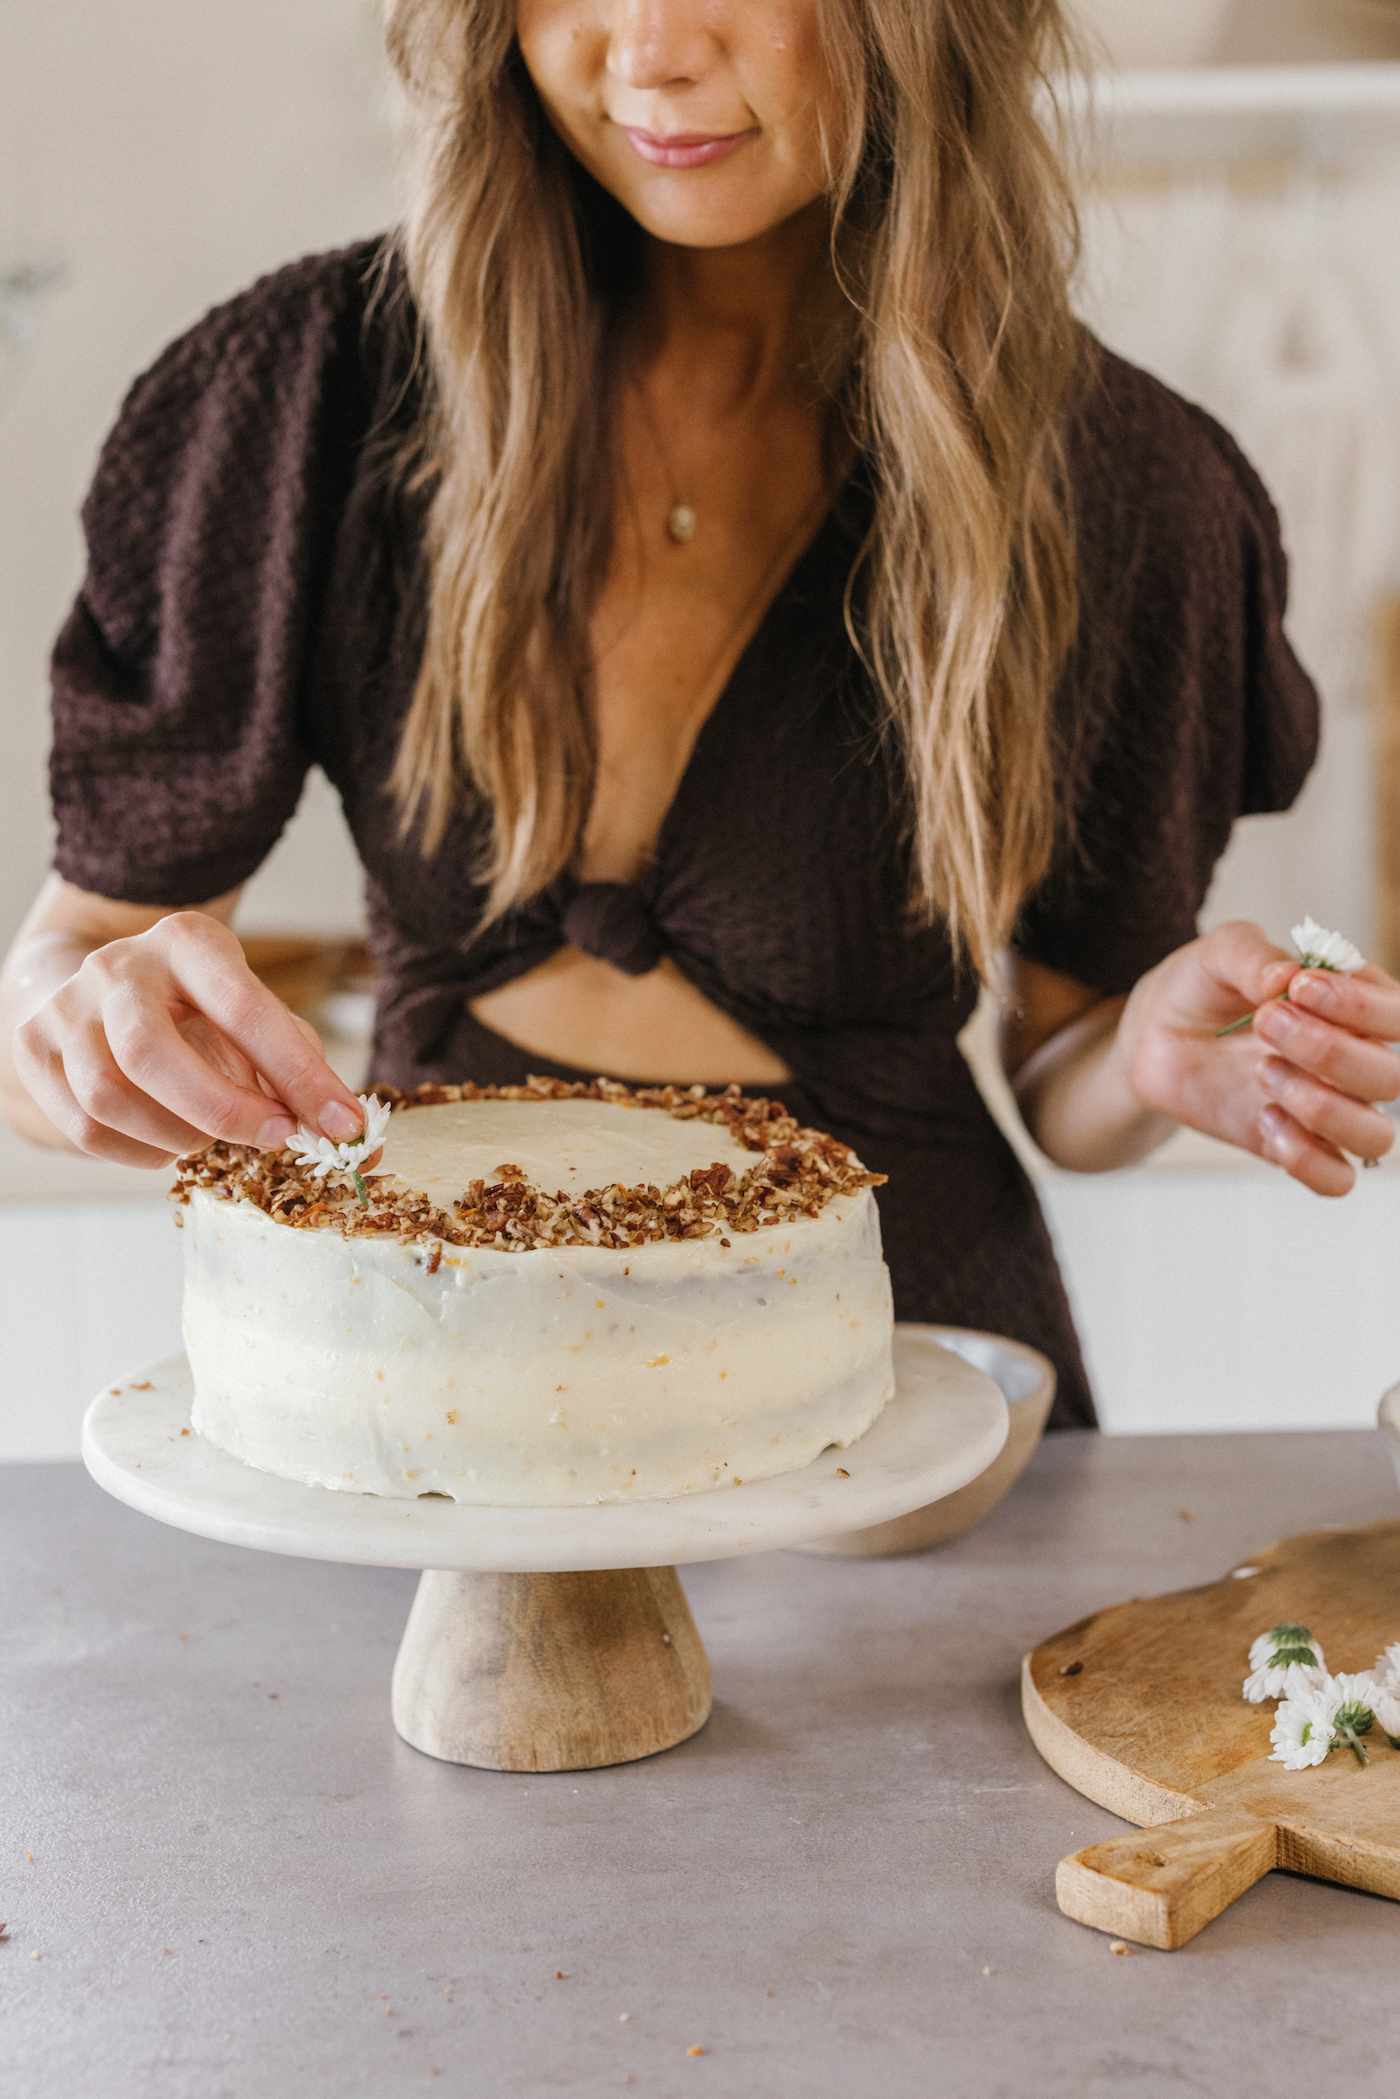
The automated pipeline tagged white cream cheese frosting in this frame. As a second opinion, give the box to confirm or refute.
[181,1093,895,1505]
[375,1094,758,1210]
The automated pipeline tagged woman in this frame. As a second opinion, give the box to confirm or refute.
[4,0,1398,1428]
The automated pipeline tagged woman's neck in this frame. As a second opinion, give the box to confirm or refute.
[634,200,834,416]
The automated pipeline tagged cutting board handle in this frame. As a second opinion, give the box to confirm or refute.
[1056,1808,1278,1950]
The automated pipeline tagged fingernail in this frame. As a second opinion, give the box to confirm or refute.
[1291,972,1336,1013]
[257,1114,297,1150]
[319,1101,363,1141]
[1258,999,1298,1036]
[1259,1104,1288,1153]
[1257,1058,1287,1099]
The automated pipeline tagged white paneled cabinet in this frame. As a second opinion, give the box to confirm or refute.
[0,1197,182,1461]
[1042,1157,1400,1435]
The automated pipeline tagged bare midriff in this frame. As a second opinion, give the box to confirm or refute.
[470,950,791,1086]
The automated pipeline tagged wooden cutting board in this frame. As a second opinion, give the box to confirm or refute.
[1022,1520,1400,1948]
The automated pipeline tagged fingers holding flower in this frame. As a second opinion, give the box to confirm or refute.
[1125,918,1400,1195]
[292,1093,392,1204]
[1280,962,1400,1072]
[1251,952,1400,1182]
[1234,920,1400,1103]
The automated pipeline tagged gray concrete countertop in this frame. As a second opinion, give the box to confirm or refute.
[5,1431,1399,2099]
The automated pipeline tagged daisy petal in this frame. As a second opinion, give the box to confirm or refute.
[1290,916,1365,975]
[290,1095,392,1179]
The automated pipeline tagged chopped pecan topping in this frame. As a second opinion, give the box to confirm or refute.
[171,1077,884,1254]
[689,1162,733,1198]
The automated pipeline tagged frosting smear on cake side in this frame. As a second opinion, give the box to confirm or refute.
[175,1080,895,1507]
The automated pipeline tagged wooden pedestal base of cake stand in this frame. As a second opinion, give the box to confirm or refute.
[82,1329,1007,1773]
[392,1567,712,1770]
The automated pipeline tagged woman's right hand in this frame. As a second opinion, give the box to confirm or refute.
[3,879,368,1168]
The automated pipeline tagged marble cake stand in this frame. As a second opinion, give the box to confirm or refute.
[82,1329,1007,1773]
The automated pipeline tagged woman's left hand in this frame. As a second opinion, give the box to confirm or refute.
[1120,921,1400,1195]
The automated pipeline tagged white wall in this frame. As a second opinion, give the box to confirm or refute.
[1078,155,1400,960]
[0,1,390,1456]
[1,0,392,949]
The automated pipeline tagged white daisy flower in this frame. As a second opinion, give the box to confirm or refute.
[1270,1689,1339,1770]
[1325,1673,1382,1766]
[1243,1624,1324,1700]
[1219,919,1365,1036]
[1373,1642,1400,1695]
[1372,1688,1400,1747]
[291,1093,392,1192]
[1328,1670,1377,1701]
[1243,1659,1326,1704]
[1291,916,1366,975]
[1247,1624,1322,1671]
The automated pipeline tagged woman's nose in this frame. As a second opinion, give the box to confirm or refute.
[604,0,714,90]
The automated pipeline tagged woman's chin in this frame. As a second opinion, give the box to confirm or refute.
[585,149,826,253]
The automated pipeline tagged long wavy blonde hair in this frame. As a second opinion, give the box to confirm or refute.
[385,0,1084,976]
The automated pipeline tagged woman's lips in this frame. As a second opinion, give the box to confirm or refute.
[619,126,754,170]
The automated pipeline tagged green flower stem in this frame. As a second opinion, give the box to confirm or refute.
[1336,1702,1373,1768]
[352,1170,369,1206]
[1217,949,1356,1039]
[1217,990,1296,1039]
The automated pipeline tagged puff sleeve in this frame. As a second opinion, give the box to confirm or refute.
[1013,350,1320,995]
[49,241,382,905]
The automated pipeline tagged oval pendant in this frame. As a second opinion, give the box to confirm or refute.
[666,503,696,544]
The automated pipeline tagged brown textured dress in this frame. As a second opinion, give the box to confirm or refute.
[48,241,1320,1428]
